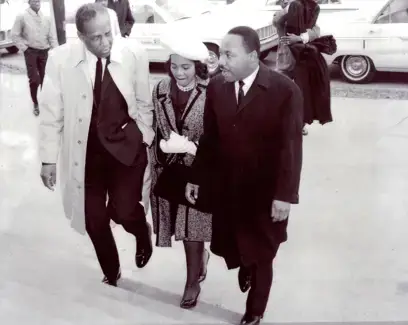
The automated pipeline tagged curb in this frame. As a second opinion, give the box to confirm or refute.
[1,61,408,100]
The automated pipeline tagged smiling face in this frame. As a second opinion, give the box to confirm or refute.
[169,54,196,87]
[219,33,257,83]
[78,10,113,58]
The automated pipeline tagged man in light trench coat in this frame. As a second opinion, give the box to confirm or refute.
[38,3,154,286]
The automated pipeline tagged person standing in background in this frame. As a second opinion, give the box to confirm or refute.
[108,0,135,37]
[11,0,58,116]
[278,0,333,135]
[95,0,121,37]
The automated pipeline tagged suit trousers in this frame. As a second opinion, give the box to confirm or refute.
[84,134,148,280]
[245,259,275,316]
[23,47,48,105]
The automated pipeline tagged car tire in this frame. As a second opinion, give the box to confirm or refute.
[204,43,220,76]
[340,55,375,84]
[6,46,19,54]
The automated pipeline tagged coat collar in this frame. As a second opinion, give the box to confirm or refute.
[156,77,209,134]
[224,62,271,113]
[67,38,124,68]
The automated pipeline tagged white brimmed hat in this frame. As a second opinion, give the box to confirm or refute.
[160,29,209,63]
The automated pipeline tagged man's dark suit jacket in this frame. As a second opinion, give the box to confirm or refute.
[191,63,304,269]
[108,0,135,37]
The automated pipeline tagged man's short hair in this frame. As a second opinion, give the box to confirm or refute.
[75,3,107,34]
[227,26,261,57]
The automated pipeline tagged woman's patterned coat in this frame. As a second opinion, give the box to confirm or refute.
[150,76,212,247]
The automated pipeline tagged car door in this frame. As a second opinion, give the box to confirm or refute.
[364,0,408,70]
[129,1,169,62]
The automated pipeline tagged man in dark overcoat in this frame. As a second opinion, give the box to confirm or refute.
[186,26,303,324]
[107,0,135,37]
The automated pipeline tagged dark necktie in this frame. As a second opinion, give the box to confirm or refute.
[94,57,102,108]
[237,80,245,108]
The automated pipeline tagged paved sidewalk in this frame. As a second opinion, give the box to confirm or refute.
[1,71,408,324]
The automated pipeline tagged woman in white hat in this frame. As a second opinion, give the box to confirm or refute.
[150,30,211,309]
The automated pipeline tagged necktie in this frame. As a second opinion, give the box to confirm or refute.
[237,80,245,108]
[94,57,102,108]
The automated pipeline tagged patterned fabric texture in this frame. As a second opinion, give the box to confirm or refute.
[150,76,212,247]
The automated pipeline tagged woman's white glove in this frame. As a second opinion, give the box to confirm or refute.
[159,131,197,155]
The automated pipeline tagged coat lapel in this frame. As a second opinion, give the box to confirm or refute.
[180,79,208,122]
[223,81,238,116]
[157,80,178,133]
[76,62,93,99]
[237,63,271,114]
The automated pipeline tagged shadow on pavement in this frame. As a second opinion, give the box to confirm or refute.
[119,278,242,323]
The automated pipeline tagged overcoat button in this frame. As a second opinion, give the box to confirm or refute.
[77,140,82,144]
[79,118,82,123]
[82,94,86,99]
[74,162,78,166]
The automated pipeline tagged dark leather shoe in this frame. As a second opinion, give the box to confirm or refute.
[136,223,152,268]
[198,249,210,283]
[180,285,201,309]
[102,269,121,287]
[239,314,262,325]
[33,104,39,117]
[238,266,252,293]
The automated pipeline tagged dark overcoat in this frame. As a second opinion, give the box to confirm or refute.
[191,63,303,269]
[108,0,135,37]
[286,0,333,125]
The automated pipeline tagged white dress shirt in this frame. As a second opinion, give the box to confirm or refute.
[11,8,58,52]
[235,65,260,102]
[85,48,107,88]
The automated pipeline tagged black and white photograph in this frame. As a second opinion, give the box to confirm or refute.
[0,0,407,324]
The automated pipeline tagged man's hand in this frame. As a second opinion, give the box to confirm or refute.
[185,183,199,205]
[280,33,302,45]
[40,164,57,191]
[271,200,291,222]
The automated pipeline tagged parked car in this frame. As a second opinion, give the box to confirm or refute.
[0,0,24,53]
[320,0,408,83]
[65,0,278,74]
[231,0,360,14]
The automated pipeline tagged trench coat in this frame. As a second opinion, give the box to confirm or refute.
[191,63,303,269]
[38,38,154,235]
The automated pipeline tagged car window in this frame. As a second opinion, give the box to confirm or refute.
[375,0,408,24]
[131,3,165,24]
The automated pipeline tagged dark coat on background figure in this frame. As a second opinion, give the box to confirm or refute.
[108,0,135,37]
[191,63,303,269]
[286,0,333,125]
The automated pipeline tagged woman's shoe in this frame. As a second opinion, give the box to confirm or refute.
[180,284,201,309]
[198,249,210,283]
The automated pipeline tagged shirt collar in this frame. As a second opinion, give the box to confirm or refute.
[85,47,106,64]
[27,7,42,17]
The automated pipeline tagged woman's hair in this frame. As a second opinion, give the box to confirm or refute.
[165,59,209,81]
